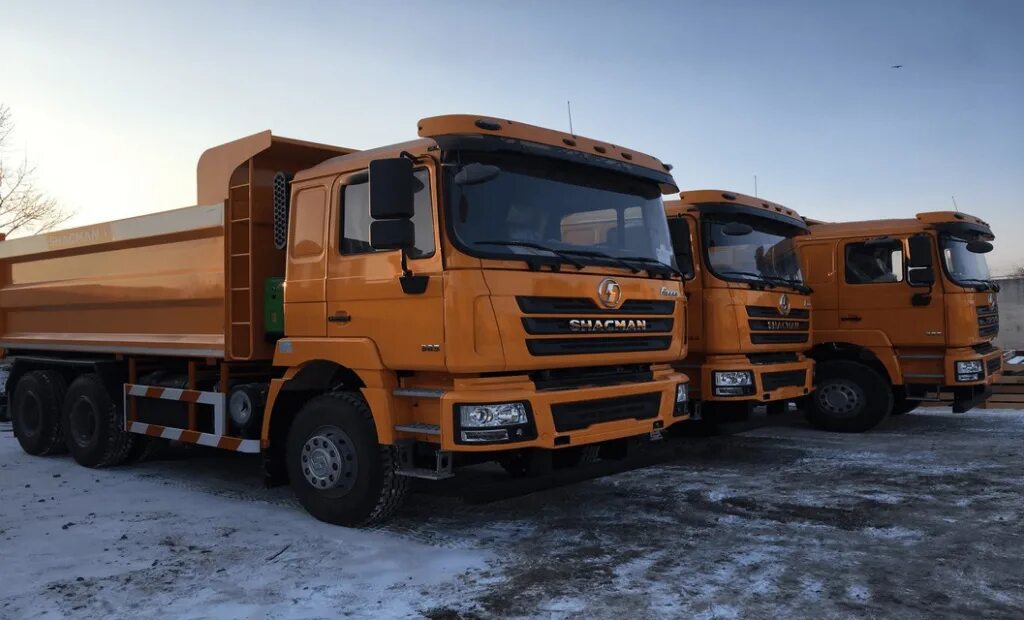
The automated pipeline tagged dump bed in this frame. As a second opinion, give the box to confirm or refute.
[0,131,352,361]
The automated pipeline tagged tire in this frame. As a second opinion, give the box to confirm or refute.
[12,370,68,455]
[62,374,134,468]
[286,391,408,526]
[806,361,892,433]
[890,393,920,416]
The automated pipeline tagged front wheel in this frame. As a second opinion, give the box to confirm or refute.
[286,392,408,526]
[806,361,892,433]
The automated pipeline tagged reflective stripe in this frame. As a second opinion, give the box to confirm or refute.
[126,421,259,454]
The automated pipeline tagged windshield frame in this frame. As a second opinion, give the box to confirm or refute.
[698,211,807,291]
[442,150,678,275]
[938,232,993,289]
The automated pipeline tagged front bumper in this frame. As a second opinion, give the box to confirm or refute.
[942,346,1003,387]
[690,355,814,404]
[404,366,689,452]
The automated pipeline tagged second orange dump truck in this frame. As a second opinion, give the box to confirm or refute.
[798,211,1003,431]
[665,191,814,425]
[0,115,690,525]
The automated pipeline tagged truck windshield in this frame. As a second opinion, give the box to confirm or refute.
[446,152,676,274]
[703,218,804,288]
[941,236,992,286]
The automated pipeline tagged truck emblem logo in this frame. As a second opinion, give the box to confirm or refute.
[598,278,622,308]
[778,294,791,316]
[765,320,802,331]
[570,319,648,333]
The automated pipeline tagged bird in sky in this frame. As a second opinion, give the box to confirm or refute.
[891,64,903,69]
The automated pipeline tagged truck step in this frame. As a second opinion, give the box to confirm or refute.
[396,467,454,481]
[394,423,441,435]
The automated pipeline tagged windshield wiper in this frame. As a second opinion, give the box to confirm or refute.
[716,270,777,289]
[472,240,585,270]
[761,275,813,294]
[553,248,641,274]
[616,255,684,279]
[954,277,997,291]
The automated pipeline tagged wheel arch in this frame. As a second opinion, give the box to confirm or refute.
[807,341,900,385]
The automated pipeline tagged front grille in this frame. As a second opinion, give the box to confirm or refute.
[526,336,673,356]
[551,393,661,432]
[976,304,999,338]
[517,296,675,315]
[748,319,809,331]
[761,369,807,391]
[986,356,1001,376]
[750,333,809,345]
[747,306,810,319]
[531,364,653,392]
[522,317,673,335]
[747,352,799,365]
[519,295,676,356]
[973,342,997,355]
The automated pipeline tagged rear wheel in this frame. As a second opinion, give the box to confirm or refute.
[11,370,67,455]
[806,361,892,433]
[286,392,408,526]
[62,374,134,468]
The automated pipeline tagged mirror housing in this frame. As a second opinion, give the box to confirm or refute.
[722,222,753,236]
[667,217,695,279]
[907,234,935,288]
[966,239,994,254]
[370,219,415,250]
[369,158,415,220]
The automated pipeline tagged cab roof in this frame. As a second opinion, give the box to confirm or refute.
[293,114,676,187]
[806,211,994,240]
[665,189,803,221]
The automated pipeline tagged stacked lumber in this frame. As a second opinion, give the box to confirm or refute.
[986,352,1024,410]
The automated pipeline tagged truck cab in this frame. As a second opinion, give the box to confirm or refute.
[797,211,1003,432]
[664,190,814,424]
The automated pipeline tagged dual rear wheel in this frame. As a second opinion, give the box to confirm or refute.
[12,371,134,467]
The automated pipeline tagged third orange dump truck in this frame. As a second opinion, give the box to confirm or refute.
[0,115,690,525]
[797,211,1003,431]
[664,191,814,425]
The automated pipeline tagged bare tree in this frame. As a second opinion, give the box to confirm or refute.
[0,104,72,237]
[1013,264,1024,278]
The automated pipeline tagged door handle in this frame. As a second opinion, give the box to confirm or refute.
[329,311,351,323]
[840,315,862,322]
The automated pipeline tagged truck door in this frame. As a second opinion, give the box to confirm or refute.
[325,164,445,370]
[837,237,944,348]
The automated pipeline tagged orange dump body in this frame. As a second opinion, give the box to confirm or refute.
[0,132,350,361]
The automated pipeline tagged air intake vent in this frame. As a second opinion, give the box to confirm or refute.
[272,171,293,251]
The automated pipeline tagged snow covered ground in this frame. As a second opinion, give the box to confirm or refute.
[1,409,1022,619]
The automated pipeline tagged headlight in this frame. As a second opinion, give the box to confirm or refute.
[955,360,983,382]
[956,360,983,374]
[714,371,753,387]
[676,383,689,403]
[459,402,528,428]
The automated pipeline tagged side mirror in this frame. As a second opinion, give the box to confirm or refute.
[369,158,415,220]
[370,219,415,250]
[667,217,695,279]
[966,239,993,254]
[907,234,935,288]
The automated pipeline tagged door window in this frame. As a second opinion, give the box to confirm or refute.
[340,168,435,258]
[845,242,904,284]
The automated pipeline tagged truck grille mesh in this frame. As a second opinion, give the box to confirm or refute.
[518,296,675,356]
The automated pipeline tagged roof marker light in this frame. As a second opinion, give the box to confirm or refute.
[475,119,501,131]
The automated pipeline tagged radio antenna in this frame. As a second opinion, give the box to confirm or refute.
[754,175,758,197]
[952,195,960,213]
[567,100,575,136]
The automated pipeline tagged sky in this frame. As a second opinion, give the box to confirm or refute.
[2,0,1022,273]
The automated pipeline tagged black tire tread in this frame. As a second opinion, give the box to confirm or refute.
[806,360,892,433]
[14,370,68,455]
[64,373,135,468]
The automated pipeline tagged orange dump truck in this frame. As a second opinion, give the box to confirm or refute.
[664,191,814,424]
[0,115,690,525]
[797,211,1003,431]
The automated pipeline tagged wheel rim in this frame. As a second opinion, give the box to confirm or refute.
[18,393,42,438]
[817,380,863,417]
[300,426,358,494]
[69,397,99,448]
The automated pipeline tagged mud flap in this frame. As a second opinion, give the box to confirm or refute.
[952,386,992,413]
